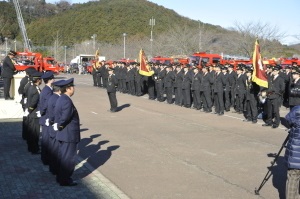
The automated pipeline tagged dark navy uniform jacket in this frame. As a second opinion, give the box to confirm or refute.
[1,56,16,78]
[27,85,41,118]
[107,74,118,93]
[47,93,60,138]
[55,94,80,143]
[39,85,53,125]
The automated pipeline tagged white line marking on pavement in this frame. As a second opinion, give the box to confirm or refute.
[201,149,217,156]
[91,112,98,114]
[224,114,287,131]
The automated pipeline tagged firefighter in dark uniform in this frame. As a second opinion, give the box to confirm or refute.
[106,67,118,112]
[39,71,55,165]
[289,67,300,110]
[100,62,109,88]
[174,65,184,106]
[54,78,80,186]
[164,65,175,104]
[227,64,237,109]
[182,64,192,108]
[47,80,63,175]
[262,66,285,128]
[147,63,156,100]
[2,50,17,100]
[234,67,247,114]
[283,65,292,107]
[244,69,259,123]
[27,71,43,154]
[156,64,166,102]
[19,67,36,140]
[135,63,143,96]
[221,66,231,111]
[200,66,213,113]
[96,62,102,87]
[212,65,226,115]
[191,67,202,110]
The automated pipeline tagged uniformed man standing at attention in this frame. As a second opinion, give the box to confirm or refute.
[27,71,43,154]
[164,65,175,104]
[39,71,55,165]
[106,67,118,112]
[53,78,80,186]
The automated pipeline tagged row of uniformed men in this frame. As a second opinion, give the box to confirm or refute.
[100,62,300,127]
[19,68,80,186]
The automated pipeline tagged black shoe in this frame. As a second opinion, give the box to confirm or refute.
[218,112,224,116]
[252,120,258,124]
[225,109,230,112]
[59,180,78,186]
[262,123,272,127]
[272,124,279,128]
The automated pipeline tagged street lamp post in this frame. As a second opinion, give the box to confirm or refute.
[64,46,67,64]
[5,37,8,55]
[149,17,155,57]
[14,39,17,51]
[123,33,127,59]
[91,34,97,50]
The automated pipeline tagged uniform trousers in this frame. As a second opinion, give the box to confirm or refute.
[3,77,12,99]
[41,125,50,165]
[265,97,281,126]
[214,91,224,113]
[223,90,231,111]
[22,116,29,140]
[56,141,77,183]
[286,169,300,199]
[92,73,97,86]
[235,93,245,112]
[192,90,201,109]
[174,87,182,105]
[27,116,40,153]
[245,95,258,121]
[165,87,173,104]
[108,92,118,112]
[49,136,59,175]
[182,88,191,107]
[201,90,212,111]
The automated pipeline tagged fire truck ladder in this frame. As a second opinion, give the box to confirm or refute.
[12,0,31,52]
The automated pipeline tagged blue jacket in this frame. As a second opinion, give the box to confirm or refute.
[54,94,80,143]
[284,105,300,169]
[39,85,53,125]
[47,93,60,138]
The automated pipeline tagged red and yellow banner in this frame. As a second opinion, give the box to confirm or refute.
[139,49,154,76]
[252,39,268,88]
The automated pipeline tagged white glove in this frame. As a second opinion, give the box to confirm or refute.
[24,98,27,104]
[53,123,58,131]
[23,109,29,117]
[45,118,49,126]
[36,111,41,118]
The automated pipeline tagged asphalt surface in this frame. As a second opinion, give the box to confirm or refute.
[0,73,291,199]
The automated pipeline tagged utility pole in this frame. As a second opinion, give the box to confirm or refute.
[91,34,97,50]
[123,33,127,59]
[64,46,67,64]
[14,39,17,51]
[149,16,155,57]
[5,37,8,55]
[198,20,202,52]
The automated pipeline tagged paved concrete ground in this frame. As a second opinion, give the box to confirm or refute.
[70,73,290,199]
[0,118,129,199]
[1,73,291,199]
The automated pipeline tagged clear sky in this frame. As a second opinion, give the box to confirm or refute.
[47,0,300,45]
